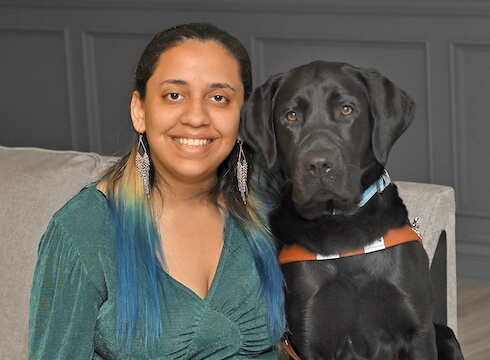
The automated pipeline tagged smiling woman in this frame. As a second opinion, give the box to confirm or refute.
[28,23,285,359]
[131,40,244,189]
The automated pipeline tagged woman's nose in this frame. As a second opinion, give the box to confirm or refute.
[181,98,211,127]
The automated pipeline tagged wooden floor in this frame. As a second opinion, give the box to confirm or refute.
[457,282,490,360]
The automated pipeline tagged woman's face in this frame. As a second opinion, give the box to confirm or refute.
[131,39,244,189]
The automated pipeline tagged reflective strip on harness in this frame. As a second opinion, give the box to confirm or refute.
[279,225,422,265]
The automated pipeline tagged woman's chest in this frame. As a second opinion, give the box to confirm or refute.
[93,233,275,359]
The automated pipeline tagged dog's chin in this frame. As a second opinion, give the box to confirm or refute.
[291,182,361,219]
[292,196,359,220]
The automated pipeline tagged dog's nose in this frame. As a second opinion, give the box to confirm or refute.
[307,157,331,175]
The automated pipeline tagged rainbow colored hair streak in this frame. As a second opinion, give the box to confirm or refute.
[107,174,164,350]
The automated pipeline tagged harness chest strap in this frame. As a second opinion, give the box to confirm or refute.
[279,224,423,265]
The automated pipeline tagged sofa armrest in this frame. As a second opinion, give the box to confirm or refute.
[395,181,457,334]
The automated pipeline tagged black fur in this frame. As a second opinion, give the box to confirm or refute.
[240,61,464,360]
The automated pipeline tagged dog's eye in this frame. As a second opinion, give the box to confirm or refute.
[341,105,353,116]
[286,111,297,121]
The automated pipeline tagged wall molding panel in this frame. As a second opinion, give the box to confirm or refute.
[82,31,155,155]
[81,32,103,153]
[1,0,490,283]
[0,28,73,149]
[451,42,490,219]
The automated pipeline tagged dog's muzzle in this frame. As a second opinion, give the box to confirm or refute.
[292,162,360,206]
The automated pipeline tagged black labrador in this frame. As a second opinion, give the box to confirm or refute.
[240,61,464,360]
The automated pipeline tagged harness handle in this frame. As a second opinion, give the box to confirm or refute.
[282,339,301,360]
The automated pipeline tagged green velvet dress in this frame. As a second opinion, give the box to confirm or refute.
[29,186,280,359]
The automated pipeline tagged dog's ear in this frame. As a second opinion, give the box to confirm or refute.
[360,68,415,166]
[239,74,283,168]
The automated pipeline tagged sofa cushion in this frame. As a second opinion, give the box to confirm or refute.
[0,146,116,359]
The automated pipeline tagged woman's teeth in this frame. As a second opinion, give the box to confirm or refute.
[173,138,212,147]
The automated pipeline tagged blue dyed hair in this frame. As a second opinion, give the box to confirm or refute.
[106,178,163,348]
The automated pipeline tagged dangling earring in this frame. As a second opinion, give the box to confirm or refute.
[237,140,248,205]
[135,133,151,198]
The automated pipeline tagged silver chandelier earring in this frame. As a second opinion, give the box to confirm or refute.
[135,133,151,198]
[237,140,248,205]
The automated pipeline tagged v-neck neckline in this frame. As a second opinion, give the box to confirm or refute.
[161,213,238,303]
[91,183,242,303]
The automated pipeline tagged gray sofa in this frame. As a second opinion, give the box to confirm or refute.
[0,145,458,359]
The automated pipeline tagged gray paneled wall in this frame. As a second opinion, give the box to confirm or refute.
[1,0,489,283]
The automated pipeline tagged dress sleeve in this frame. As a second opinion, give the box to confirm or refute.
[29,218,105,359]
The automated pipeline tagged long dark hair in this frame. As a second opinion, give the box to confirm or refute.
[101,23,284,349]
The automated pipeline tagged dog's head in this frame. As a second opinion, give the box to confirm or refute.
[240,61,414,219]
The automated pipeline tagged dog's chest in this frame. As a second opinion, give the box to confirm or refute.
[281,250,398,298]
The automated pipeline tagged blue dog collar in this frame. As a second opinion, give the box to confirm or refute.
[358,169,391,208]
[331,170,391,215]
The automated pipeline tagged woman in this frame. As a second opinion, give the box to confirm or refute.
[29,23,285,359]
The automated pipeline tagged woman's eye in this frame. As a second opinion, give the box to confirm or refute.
[286,111,297,121]
[213,95,227,103]
[165,93,182,101]
[341,105,353,116]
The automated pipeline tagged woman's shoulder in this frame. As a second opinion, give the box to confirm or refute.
[36,184,116,297]
[48,184,116,257]
[53,184,111,226]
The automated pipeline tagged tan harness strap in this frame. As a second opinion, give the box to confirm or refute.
[279,225,422,265]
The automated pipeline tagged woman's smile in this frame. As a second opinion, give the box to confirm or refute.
[172,137,214,147]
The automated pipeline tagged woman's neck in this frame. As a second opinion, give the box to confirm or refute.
[151,174,222,215]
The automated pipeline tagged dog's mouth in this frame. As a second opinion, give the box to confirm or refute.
[291,186,361,219]
[310,188,339,202]
[292,168,360,202]
[292,197,359,219]
[290,168,363,219]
